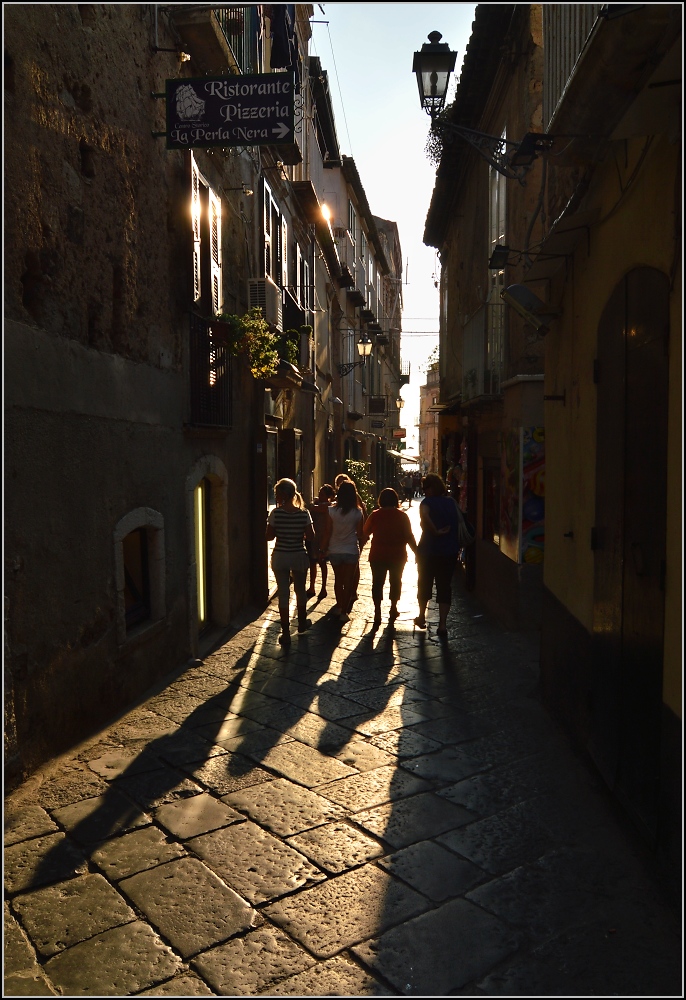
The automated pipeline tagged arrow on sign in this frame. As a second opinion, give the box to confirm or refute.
[272,122,290,140]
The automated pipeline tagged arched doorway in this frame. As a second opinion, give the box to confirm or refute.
[591,267,669,844]
[186,456,230,655]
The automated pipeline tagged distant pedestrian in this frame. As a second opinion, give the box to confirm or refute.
[306,484,335,598]
[266,478,315,645]
[413,472,422,497]
[402,472,414,506]
[363,488,417,627]
[414,472,464,637]
[321,480,365,623]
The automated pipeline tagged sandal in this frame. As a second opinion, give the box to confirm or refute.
[297,618,312,633]
[305,588,316,598]
[278,633,291,646]
[413,617,427,629]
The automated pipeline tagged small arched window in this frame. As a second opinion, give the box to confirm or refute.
[114,509,165,644]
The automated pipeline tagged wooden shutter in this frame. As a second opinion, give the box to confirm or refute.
[209,188,222,315]
[295,244,303,304]
[191,155,202,303]
[281,216,288,289]
[264,181,273,278]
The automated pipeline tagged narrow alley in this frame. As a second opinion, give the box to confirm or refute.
[4,507,681,997]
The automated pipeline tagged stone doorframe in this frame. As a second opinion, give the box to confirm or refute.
[185,455,230,657]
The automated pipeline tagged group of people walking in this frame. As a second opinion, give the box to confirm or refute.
[267,471,469,646]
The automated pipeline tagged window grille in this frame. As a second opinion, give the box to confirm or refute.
[190,313,232,427]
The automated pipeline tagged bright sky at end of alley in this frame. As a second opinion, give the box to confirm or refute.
[309,3,477,444]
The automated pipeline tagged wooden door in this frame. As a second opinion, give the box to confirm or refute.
[591,268,669,843]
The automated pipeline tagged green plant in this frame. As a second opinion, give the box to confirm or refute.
[278,328,301,367]
[344,459,377,512]
[213,307,279,380]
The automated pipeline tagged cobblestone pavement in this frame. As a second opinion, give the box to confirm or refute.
[4,507,682,996]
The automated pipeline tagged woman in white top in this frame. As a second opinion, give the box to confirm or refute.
[321,481,364,622]
[266,478,315,645]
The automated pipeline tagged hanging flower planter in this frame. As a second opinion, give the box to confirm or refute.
[209,319,236,346]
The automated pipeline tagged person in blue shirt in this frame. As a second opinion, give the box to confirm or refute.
[414,473,463,637]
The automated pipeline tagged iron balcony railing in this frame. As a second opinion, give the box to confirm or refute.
[215,6,252,75]
[543,4,602,129]
[462,302,505,401]
[189,313,233,427]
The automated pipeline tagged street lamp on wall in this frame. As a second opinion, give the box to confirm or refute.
[413,32,553,182]
[412,31,457,120]
[337,334,372,376]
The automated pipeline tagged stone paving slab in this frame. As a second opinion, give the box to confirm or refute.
[138,973,216,995]
[253,739,356,787]
[341,705,431,737]
[192,924,315,996]
[4,833,87,895]
[317,764,432,812]
[155,791,244,840]
[223,777,344,837]
[42,919,182,996]
[194,714,265,743]
[12,873,135,957]
[436,751,561,816]
[369,728,443,759]
[90,824,186,880]
[437,798,557,874]
[260,954,395,996]
[114,766,204,810]
[378,839,486,901]
[179,752,276,796]
[476,916,683,997]
[35,765,110,811]
[4,969,58,996]
[120,856,257,958]
[4,902,39,976]
[263,862,430,959]
[214,726,294,756]
[328,739,395,772]
[352,897,520,995]
[86,749,166,781]
[354,791,475,848]
[188,820,325,904]
[151,731,227,768]
[51,789,151,846]
[400,745,488,785]
[286,820,385,874]
[4,805,58,847]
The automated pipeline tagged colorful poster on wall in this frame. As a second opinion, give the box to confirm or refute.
[500,428,521,562]
[522,426,545,564]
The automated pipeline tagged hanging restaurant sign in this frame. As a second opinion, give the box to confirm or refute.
[165,73,295,149]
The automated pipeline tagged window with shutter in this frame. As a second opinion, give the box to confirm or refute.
[303,259,310,312]
[281,217,288,289]
[264,180,273,278]
[209,188,222,315]
[295,244,303,305]
[191,155,202,303]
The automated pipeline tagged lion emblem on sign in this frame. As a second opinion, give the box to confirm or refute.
[175,84,205,121]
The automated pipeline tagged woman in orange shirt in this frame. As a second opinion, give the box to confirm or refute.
[363,488,418,627]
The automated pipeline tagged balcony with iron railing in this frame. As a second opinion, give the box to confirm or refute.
[543,4,602,129]
[462,303,505,402]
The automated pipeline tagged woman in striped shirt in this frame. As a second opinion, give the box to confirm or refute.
[266,478,315,646]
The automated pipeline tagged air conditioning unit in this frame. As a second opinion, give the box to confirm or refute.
[248,275,283,329]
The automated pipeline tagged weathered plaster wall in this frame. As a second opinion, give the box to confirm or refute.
[542,135,681,717]
[4,5,260,781]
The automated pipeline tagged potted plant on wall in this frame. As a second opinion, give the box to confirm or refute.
[210,307,280,380]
